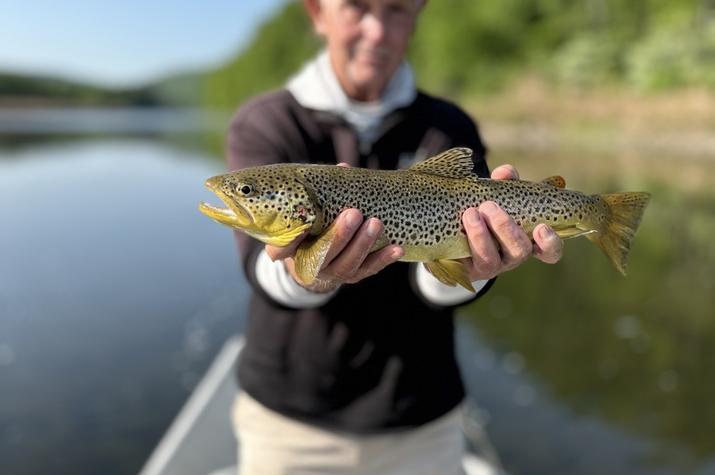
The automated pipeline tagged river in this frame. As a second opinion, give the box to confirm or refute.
[0,108,713,475]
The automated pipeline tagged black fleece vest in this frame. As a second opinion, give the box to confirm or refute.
[229,90,490,432]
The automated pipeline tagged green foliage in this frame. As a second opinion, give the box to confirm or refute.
[151,72,204,106]
[551,33,622,89]
[7,1,715,108]
[626,17,715,90]
[0,73,160,106]
[690,21,715,87]
[626,28,694,90]
[202,2,320,111]
[409,1,524,93]
[202,0,715,109]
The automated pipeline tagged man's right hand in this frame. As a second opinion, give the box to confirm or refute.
[265,209,404,293]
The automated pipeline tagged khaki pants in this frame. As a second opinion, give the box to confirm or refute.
[233,393,467,475]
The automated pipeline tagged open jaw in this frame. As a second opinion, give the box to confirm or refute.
[199,201,252,228]
[199,186,253,228]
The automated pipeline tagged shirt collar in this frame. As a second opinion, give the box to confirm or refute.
[286,50,417,147]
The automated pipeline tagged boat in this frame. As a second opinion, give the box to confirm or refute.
[139,337,503,475]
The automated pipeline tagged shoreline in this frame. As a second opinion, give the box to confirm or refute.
[462,78,715,191]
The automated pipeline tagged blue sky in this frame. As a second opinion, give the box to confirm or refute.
[0,0,289,87]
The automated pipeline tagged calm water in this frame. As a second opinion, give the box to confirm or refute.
[0,136,249,475]
[461,143,715,475]
[1,112,714,474]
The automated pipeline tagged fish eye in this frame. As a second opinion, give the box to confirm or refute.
[237,184,254,196]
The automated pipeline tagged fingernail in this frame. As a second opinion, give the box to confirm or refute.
[391,246,404,260]
[366,218,381,238]
[344,210,360,230]
[464,208,480,226]
[480,201,498,213]
[538,224,553,240]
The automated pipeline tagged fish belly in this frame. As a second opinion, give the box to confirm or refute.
[399,234,471,262]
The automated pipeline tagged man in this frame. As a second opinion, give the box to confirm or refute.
[227,1,563,473]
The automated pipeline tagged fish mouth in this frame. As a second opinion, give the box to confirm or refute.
[199,177,253,228]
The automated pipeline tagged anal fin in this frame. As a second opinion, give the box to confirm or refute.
[423,259,475,292]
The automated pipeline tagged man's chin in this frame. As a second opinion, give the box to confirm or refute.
[348,68,392,99]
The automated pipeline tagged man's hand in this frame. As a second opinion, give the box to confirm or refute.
[266,210,404,293]
[267,162,562,292]
[265,162,404,293]
[459,164,563,281]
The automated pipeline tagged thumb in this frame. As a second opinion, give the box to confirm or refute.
[491,164,519,180]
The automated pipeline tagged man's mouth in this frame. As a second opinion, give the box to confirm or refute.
[355,46,390,62]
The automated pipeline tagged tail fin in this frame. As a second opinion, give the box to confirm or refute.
[587,192,651,275]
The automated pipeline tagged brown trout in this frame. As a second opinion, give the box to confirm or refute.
[199,148,650,291]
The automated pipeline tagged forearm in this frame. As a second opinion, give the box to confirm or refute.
[254,249,338,309]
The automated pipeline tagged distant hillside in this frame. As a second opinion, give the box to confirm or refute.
[203,0,715,111]
[203,1,319,111]
[148,71,204,106]
[16,1,713,111]
[0,72,161,107]
[0,70,205,107]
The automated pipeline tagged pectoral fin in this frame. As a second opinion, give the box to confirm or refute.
[423,259,475,292]
[293,224,339,285]
[259,222,312,247]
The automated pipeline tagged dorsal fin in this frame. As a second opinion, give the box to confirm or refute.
[541,175,566,188]
[409,147,475,178]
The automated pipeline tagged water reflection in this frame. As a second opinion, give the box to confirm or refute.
[459,170,715,473]
[0,138,248,475]
[458,327,715,475]
[0,108,226,135]
[1,119,713,474]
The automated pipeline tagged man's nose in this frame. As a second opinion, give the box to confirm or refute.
[360,11,387,42]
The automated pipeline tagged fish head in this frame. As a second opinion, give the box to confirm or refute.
[199,165,318,247]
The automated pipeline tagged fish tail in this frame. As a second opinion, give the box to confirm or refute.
[587,192,651,275]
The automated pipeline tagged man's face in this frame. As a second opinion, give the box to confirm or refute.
[308,0,422,102]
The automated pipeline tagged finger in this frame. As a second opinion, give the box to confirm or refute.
[349,245,404,282]
[265,231,308,261]
[337,162,351,168]
[321,209,364,266]
[266,244,289,261]
[322,217,383,280]
[462,207,502,279]
[532,224,563,264]
[479,201,532,269]
[491,164,519,181]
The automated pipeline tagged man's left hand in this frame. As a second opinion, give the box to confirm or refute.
[459,164,563,281]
